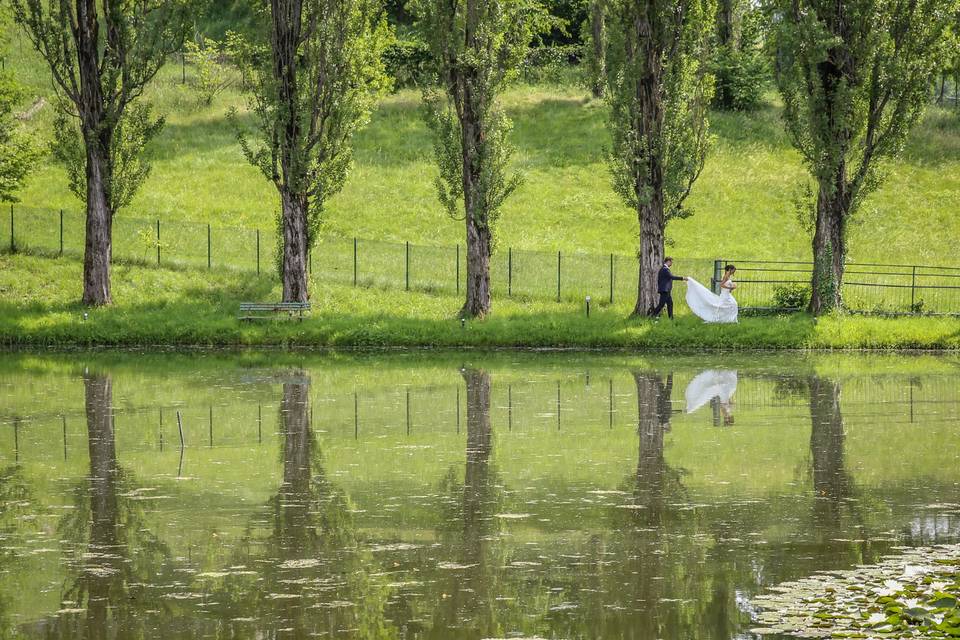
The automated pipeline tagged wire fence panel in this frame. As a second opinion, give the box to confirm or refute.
[6,204,960,314]
[728,260,960,315]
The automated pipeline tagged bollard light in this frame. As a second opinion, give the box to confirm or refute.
[83,312,88,322]
[461,317,465,330]
[585,295,591,318]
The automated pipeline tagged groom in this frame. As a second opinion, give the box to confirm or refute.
[650,257,687,320]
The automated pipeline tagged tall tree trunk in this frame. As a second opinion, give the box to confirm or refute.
[84,372,119,634]
[717,0,735,47]
[281,191,310,303]
[589,0,607,99]
[459,3,492,319]
[629,11,666,317]
[809,179,847,314]
[272,0,310,304]
[82,147,114,306]
[462,212,492,318]
[77,0,114,306]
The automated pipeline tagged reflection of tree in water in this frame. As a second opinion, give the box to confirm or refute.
[40,372,174,639]
[421,368,504,639]
[210,374,388,639]
[807,375,871,562]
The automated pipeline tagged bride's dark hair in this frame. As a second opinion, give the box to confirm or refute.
[724,264,736,273]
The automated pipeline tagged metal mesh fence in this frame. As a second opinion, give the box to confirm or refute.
[5,205,960,314]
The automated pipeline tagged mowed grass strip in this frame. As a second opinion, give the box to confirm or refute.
[2,253,959,349]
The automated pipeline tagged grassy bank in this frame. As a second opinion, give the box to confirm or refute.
[2,252,959,349]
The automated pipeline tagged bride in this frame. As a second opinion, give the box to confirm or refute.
[685,264,738,323]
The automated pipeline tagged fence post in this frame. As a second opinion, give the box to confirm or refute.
[556,250,561,302]
[405,241,410,291]
[353,237,357,286]
[609,253,614,304]
[181,51,186,84]
[207,224,211,269]
[9,204,13,253]
[256,229,260,275]
[156,219,160,265]
[712,260,723,294]
[508,247,512,297]
[456,244,460,294]
[911,265,917,311]
[60,210,64,256]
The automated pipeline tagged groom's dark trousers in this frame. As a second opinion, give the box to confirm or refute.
[651,265,683,319]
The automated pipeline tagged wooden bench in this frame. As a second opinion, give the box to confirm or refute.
[239,302,311,321]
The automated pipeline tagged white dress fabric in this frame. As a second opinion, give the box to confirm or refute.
[685,277,738,323]
[684,370,738,414]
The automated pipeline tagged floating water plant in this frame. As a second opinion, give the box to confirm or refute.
[751,544,960,638]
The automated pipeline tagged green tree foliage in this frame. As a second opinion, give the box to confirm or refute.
[0,9,39,203]
[710,0,767,111]
[184,38,235,106]
[229,0,390,302]
[605,0,715,316]
[770,0,956,313]
[0,71,38,204]
[415,0,549,317]
[10,0,190,305]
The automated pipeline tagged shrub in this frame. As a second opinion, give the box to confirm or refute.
[773,283,810,310]
[710,45,767,111]
[383,38,431,89]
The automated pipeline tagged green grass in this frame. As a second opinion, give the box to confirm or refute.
[2,252,959,348]
[6,32,960,266]
[5,29,960,346]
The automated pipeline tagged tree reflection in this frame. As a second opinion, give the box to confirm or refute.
[420,368,504,639]
[42,372,173,639]
[209,372,388,638]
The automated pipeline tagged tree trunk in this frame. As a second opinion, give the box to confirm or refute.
[462,212,492,318]
[634,198,665,316]
[77,0,114,306]
[717,0,735,47]
[458,30,492,318]
[82,147,113,306]
[629,10,666,318]
[809,180,846,314]
[590,0,606,99]
[281,190,310,303]
[632,371,670,526]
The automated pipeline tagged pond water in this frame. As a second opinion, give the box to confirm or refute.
[1,351,959,639]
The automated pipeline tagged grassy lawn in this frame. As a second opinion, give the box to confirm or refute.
[6,37,960,266]
[3,252,959,348]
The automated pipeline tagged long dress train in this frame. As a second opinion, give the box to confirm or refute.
[685,278,738,323]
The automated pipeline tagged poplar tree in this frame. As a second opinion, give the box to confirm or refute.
[605,0,715,317]
[231,0,390,302]
[770,0,955,313]
[11,0,189,305]
[416,0,546,318]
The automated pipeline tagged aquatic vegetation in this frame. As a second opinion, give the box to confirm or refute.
[752,544,960,638]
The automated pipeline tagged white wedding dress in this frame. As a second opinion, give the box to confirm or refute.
[685,277,738,323]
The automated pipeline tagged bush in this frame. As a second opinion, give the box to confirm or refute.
[773,283,810,311]
[710,45,767,111]
[383,38,431,89]
[520,45,582,85]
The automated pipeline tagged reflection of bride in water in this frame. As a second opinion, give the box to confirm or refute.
[685,370,737,425]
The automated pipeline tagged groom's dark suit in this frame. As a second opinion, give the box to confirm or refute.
[651,264,684,319]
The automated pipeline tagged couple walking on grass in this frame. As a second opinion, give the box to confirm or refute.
[650,257,739,323]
